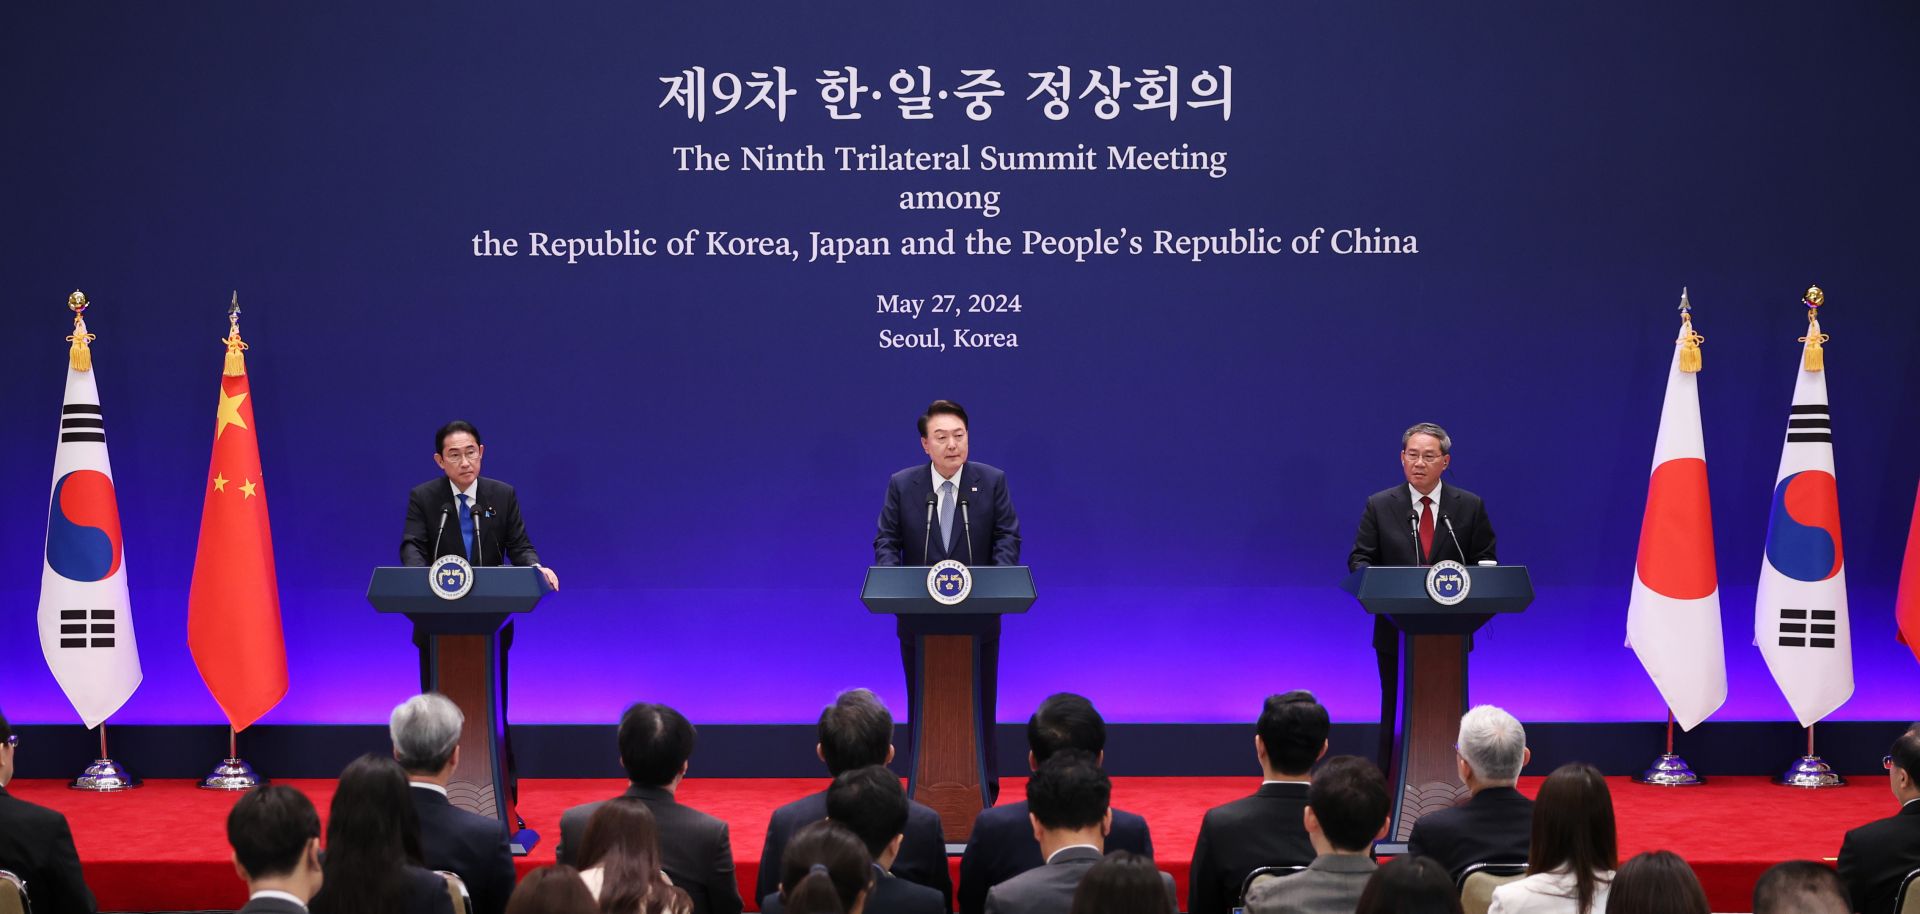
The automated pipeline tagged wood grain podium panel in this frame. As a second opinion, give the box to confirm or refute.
[1392,632,1471,841]
[432,632,507,823]
[914,633,985,842]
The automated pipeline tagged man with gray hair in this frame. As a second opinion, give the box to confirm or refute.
[391,693,515,914]
[1405,704,1532,879]
[1347,422,1499,773]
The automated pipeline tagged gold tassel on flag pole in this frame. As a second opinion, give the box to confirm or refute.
[1677,288,1704,374]
[223,291,248,377]
[1800,285,1828,372]
[66,290,95,372]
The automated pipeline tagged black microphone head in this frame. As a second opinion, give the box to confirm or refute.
[926,491,937,505]
[958,495,970,506]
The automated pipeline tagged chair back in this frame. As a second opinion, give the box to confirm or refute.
[0,870,28,914]
[436,870,471,914]
[1458,862,1527,914]
[1236,864,1308,910]
[1896,867,1920,914]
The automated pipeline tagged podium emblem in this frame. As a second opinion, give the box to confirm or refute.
[430,554,474,601]
[927,559,972,605]
[1426,560,1471,606]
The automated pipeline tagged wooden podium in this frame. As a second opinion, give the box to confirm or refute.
[1342,565,1532,845]
[863,565,1034,841]
[368,565,546,854]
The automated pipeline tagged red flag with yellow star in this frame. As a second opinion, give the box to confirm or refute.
[186,302,287,731]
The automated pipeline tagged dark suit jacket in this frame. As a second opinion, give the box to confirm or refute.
[1187,781,1314,914]
[236,895,310,914]
[958,802,1153,914]
[401,476,540,567]
[1405,785,1533,880]
[310,865,453,914]
[874,462,1021,566]
[1347,483,1497,649]
[1838,800,1920,914]
[759,866,946,914]
[753,789,950,908]
[555,785,743,914]
[411,786,515,914]
[983,846,1173,914]
[0,785,95,914]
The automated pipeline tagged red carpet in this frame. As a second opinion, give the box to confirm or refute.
[9,775,1882,912]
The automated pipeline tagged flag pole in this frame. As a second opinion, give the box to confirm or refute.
[1635,709,1703,786]
[1777,722,1845,788]
[70,722,142,791]
[200,724,266,791]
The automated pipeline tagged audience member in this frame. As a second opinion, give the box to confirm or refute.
[1603,850,1707,914]
[1752,860,1849,914]
[1069,852,1175,914]
[1407,705,1533,879]
[959,694,1155,914]
[227,785,324,914]
[0,709,97,914]
[761,765,943,914]
[1839,724,1920,914]
[310,754,454,914]
[506,866,599,914]
[1488,762,1616,914]
[1354,856,1463,914]
[1243,755,1389,914]
[984,751,1174,914]
[392,693,517,914]
[556,703,743,914]
[577,797,692,914]
[775,820,874,914]
[1187,690,1327,914]
[755,690,949,907]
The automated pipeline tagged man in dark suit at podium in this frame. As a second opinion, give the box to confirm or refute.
[391,693,515,914]
[873,399,1022,798]
[1347,422,1497,773]
[1186,690,1328,914]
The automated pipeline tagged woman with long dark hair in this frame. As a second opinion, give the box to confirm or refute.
[506,866,599,914]
[1070,851,1175,914]
[1355,856,1464,914]
[309,754,453,914]
[775,820,873,914]
[1490,762,1618,914]
[576,797,691,914]
[1604,851,1709,914]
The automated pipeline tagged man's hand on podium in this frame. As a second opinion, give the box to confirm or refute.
[536,565,560,591]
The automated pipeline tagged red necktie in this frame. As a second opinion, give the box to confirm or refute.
[1418,495,1435,564]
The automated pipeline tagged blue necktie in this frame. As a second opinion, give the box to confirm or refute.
[457,493,475,559]
[939,481,955,552]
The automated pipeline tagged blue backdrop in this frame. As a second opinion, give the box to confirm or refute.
[4,3,1918,728]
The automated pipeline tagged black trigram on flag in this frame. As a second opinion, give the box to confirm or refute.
[1786,403,1831,444]
[1779,608,1837,648]
[61,403,105,443]
[59,608,117,649]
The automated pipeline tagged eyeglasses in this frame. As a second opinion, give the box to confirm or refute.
[1404,450,1445,465]
[2,734,15,749]
[441,447,480,466]
[1886,755,1897,770]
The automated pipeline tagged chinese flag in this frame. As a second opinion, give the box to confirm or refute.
[186,340,287,731]
[1898,480,1920,664]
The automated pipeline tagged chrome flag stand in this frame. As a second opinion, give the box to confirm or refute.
[1776,724,1845,788]
[199,726,266,790]
[71,724,141,791]
[1634,711,1703,786]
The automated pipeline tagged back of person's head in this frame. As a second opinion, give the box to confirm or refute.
[1256,690,1329,776]
[618,703,696,787]
[1354,856,1464,914]
[1752,860,1849,914]
[313,754,426,914]
[1529,762,1618,914]
[818,689,892,776]
[1890,724,1920,787]
[1307,755,1389,853]
[1069,851,1173,914]
[390,692,463,775]
[779,820,873,914]
[1028,693,1105,763]
[1606,850,1708,914]
[1457,705,1527,784]
[1027,749,1111,831]
[228,784,322,882]
[826,764,909,858]
[505,865,599,914]
[577,797,690,914]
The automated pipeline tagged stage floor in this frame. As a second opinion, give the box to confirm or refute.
[10,774,1883,913]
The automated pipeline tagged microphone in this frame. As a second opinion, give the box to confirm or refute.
[473,503,487,565]
[431,505,450,559]
[1441,512,1468,566]
[1408,511,1423,564]
[922,491,937,564]
[959,496,975,564]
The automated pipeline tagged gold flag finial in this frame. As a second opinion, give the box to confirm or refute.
[1799,285,1828,372]
[223,291,249,376]
[65,289,95,372]
[1676,287,1703,373]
